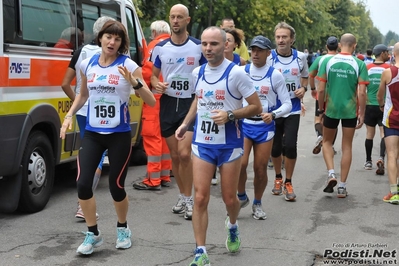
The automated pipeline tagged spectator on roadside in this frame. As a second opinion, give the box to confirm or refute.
[132,20,172,191]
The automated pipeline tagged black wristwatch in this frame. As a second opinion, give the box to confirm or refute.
[311,87,316,91]
[271,112,276,120]
[317,109,325,114]
[133,79,143,90]
[227,110,235,121]
[303,86,308,92]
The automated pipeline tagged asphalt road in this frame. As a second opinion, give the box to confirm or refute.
[0,93,398,266]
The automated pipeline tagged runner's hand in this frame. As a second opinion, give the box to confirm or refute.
[60,116,73,139]
[175,123,188,140]
[355,115,364,129]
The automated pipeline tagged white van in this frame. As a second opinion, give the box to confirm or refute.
[0,0,147,213]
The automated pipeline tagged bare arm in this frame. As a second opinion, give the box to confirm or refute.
[60,71,89,139]
[175,96,198,140]
[317,80,326,114]
[377,69,390,109]
[129,67,156,107]
[356,83,367,129]
[211,92,262,125]
[61,68,76,101]
[151,66,168,94]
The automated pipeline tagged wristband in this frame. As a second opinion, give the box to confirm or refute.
[65,115,72,119]
[311,87,316,91]
[303,86,308,92]
[317,109,325,114]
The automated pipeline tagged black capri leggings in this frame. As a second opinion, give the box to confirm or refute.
[77,130,131,202]
[271,114,300,159]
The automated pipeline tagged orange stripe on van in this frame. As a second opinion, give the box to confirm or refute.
[0,57,73,87]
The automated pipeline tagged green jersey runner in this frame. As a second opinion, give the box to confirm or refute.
[317,53,369,119]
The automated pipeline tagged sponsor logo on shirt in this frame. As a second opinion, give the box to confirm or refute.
[87,73,96,83]
[187,57,195,65]
[198,89,203,99]
[203,135,215,142]
[291,68,298,75]
[176,58,185,63]
[108,74,119,85]
[282,69,290,74]
[260,86,270,95]
[96,74,107,81]
[98,119,111,125]
[166,58,174,65]
[215,90,225,100]
[205,91,214,97]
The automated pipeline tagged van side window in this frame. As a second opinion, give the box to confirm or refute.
[81,2,119,45]
[22,0,77,48]
[125,8,143,66]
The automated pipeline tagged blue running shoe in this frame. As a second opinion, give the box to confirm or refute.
[76,231,103,255]
[115,226,132,249]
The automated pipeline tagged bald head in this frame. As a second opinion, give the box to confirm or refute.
[202,26,226,42]
[393,42,399,57]
[170,4,189,17]
[340,33,356,47]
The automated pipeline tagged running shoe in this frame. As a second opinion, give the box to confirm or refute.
[267,158,274,169]
[337,187,348,198]
[115,226,132,249]
[364,161,372,170]
[103,156,110,166]
[172,195,186,214]
[271,178,283,195]
[189,248,210,266]
[376,159,385,175]
[225,217,241,253]
[75,204,99,221]
[383,192,399,204]
[76,231,103,255]
[323,173,337,193]
[133,181,161,190]
[283,182,296,201]
[313,135,323,154]
[252,203,267,220]
[184,197,194,220]
[239,196,250,209]
[211,176,219,185]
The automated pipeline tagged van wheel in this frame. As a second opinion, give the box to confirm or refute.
[18,131,55,213]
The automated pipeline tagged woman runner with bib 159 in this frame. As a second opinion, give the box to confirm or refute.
[60,20,155,255]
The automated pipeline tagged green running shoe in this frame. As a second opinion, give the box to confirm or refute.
[189,248,210,266]
[225,217,241,253]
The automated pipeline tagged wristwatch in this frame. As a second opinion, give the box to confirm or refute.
[133,79,143,90]
[271,112,276,120]
[227,110,235,121]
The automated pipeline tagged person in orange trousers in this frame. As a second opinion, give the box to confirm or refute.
[133,20,172,190]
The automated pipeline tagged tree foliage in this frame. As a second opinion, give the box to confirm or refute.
[135,0,391,52]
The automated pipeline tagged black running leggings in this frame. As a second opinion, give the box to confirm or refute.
[271,114,300,159]
[77,130,131,202]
